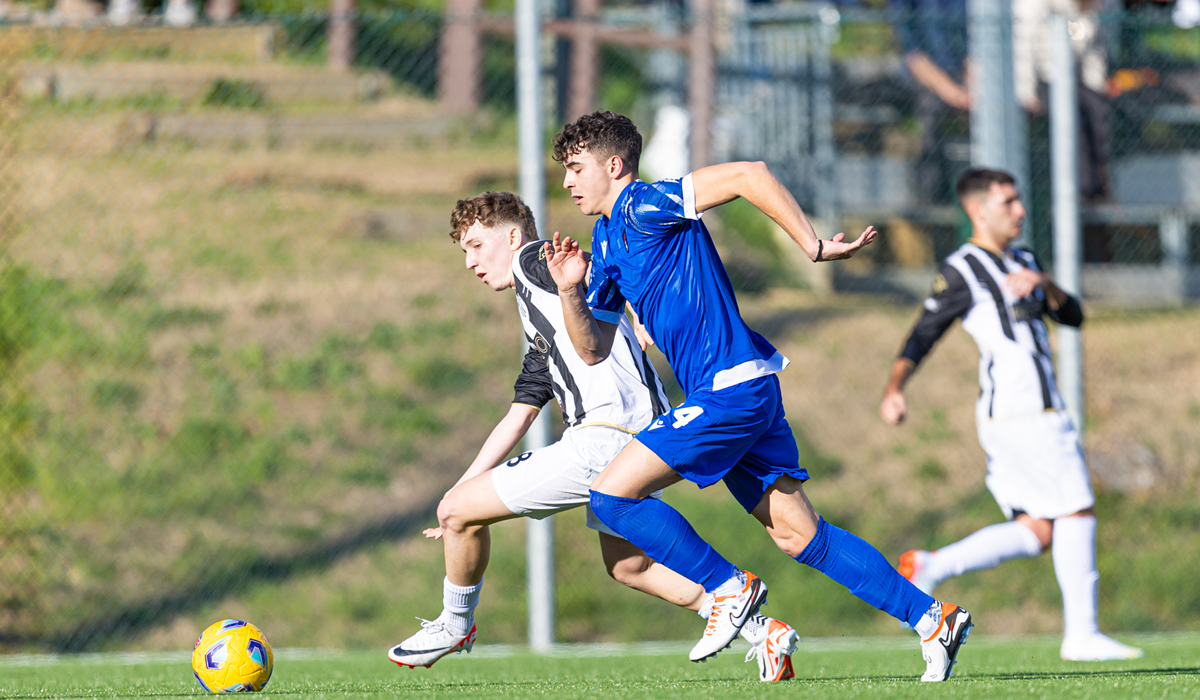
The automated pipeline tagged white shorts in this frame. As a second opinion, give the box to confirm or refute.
[977,410,1095,521]
[490,425,653,538]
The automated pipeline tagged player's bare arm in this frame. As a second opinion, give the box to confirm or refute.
[544,231,618,365]
[689,161,878,262]
[423,403,540,539]
[880,358,915,425]
[905,50,972,111]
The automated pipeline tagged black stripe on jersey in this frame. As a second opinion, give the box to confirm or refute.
[984,357,995,418]
[900,264,972,368]
[963,254,1016,341]
[976,245,1007,269]
[640,349,667,417]
[529,331,569,421]
[1031,354,1053,410]
[517,242,559,295]
[515,277,587,425]
[624,336,666,417]
[1031,320,1052,358]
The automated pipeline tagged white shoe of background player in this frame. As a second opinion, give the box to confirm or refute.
[689,570,768,662]
[896,550,938,631]
[745,618,800,682]
[898,549,938,595]
[1060,633,1144,661]
[388,617,476,668]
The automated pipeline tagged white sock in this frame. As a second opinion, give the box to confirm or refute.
[1052,515,1100,639]
[710,569,747,598]
[924,521,1043,587]
[440,577,483,636]
[913,601,944,639]
[697,594,768,646]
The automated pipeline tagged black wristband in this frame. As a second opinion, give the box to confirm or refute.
[815,239,824,262]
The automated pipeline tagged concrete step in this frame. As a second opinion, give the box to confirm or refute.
[117,110,449,149]
[0,24,274,64]
[18,61,390,104]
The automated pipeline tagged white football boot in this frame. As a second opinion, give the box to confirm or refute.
[1060,633,1144,661]
[388,618,476,669]
[919,602,973,682]
[744,618,800,682]
[690,571,768,662]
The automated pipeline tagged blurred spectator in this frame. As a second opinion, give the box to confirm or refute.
[1014,0,1115,202]
[888,0,970,204]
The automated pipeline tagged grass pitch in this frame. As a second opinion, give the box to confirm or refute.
[1,634,1196,699]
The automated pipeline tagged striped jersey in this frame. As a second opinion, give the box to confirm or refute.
[510,240,668,432]
[899,241,1084,422]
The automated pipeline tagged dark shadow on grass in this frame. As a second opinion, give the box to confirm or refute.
[973,666,1200,681]
[28,498,440,653]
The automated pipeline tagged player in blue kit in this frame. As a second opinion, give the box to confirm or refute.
[544,111,975,682]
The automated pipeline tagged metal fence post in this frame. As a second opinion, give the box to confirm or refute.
[1161,211,1188,300]
[1050,15,1083,434]
[517,0,556,652]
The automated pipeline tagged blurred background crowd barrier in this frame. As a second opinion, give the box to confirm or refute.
[0,0,1197,653]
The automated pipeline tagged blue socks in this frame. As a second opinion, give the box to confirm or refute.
[796,517,936,629]
[589,492,934,627]
[589,491,740,592]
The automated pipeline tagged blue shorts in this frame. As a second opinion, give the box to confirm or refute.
[636,374,808,513]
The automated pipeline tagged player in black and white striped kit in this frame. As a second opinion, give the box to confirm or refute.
[388,192,800,681]
[879,169,1142,661]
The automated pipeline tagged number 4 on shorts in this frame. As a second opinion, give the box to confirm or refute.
[672,406,704,429]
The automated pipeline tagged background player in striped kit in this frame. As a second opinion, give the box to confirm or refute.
[388,191,801,682]
[879,168,1142,662]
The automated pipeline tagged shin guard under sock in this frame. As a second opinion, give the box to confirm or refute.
[589,490,739,592]
[796,517,935,629]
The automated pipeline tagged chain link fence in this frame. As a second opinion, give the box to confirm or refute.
[0,1,1197,653]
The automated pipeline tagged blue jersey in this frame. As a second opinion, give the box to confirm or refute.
[586,175,788,396]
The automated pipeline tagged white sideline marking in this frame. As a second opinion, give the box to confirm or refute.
[0,632,1187,667]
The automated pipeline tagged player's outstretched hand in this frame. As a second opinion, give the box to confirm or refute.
[880,390,907,425]
[423,526,444,540]
[816,226,878,261]
[544,232,589,292]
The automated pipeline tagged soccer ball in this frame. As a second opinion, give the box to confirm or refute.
[191,619,274,693]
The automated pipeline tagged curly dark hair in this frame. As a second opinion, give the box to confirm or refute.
[449,191,538,243]
[552,111,642,171]
[956,168,1016,203]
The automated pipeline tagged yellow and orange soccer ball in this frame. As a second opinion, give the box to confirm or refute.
[192,619,274,693]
